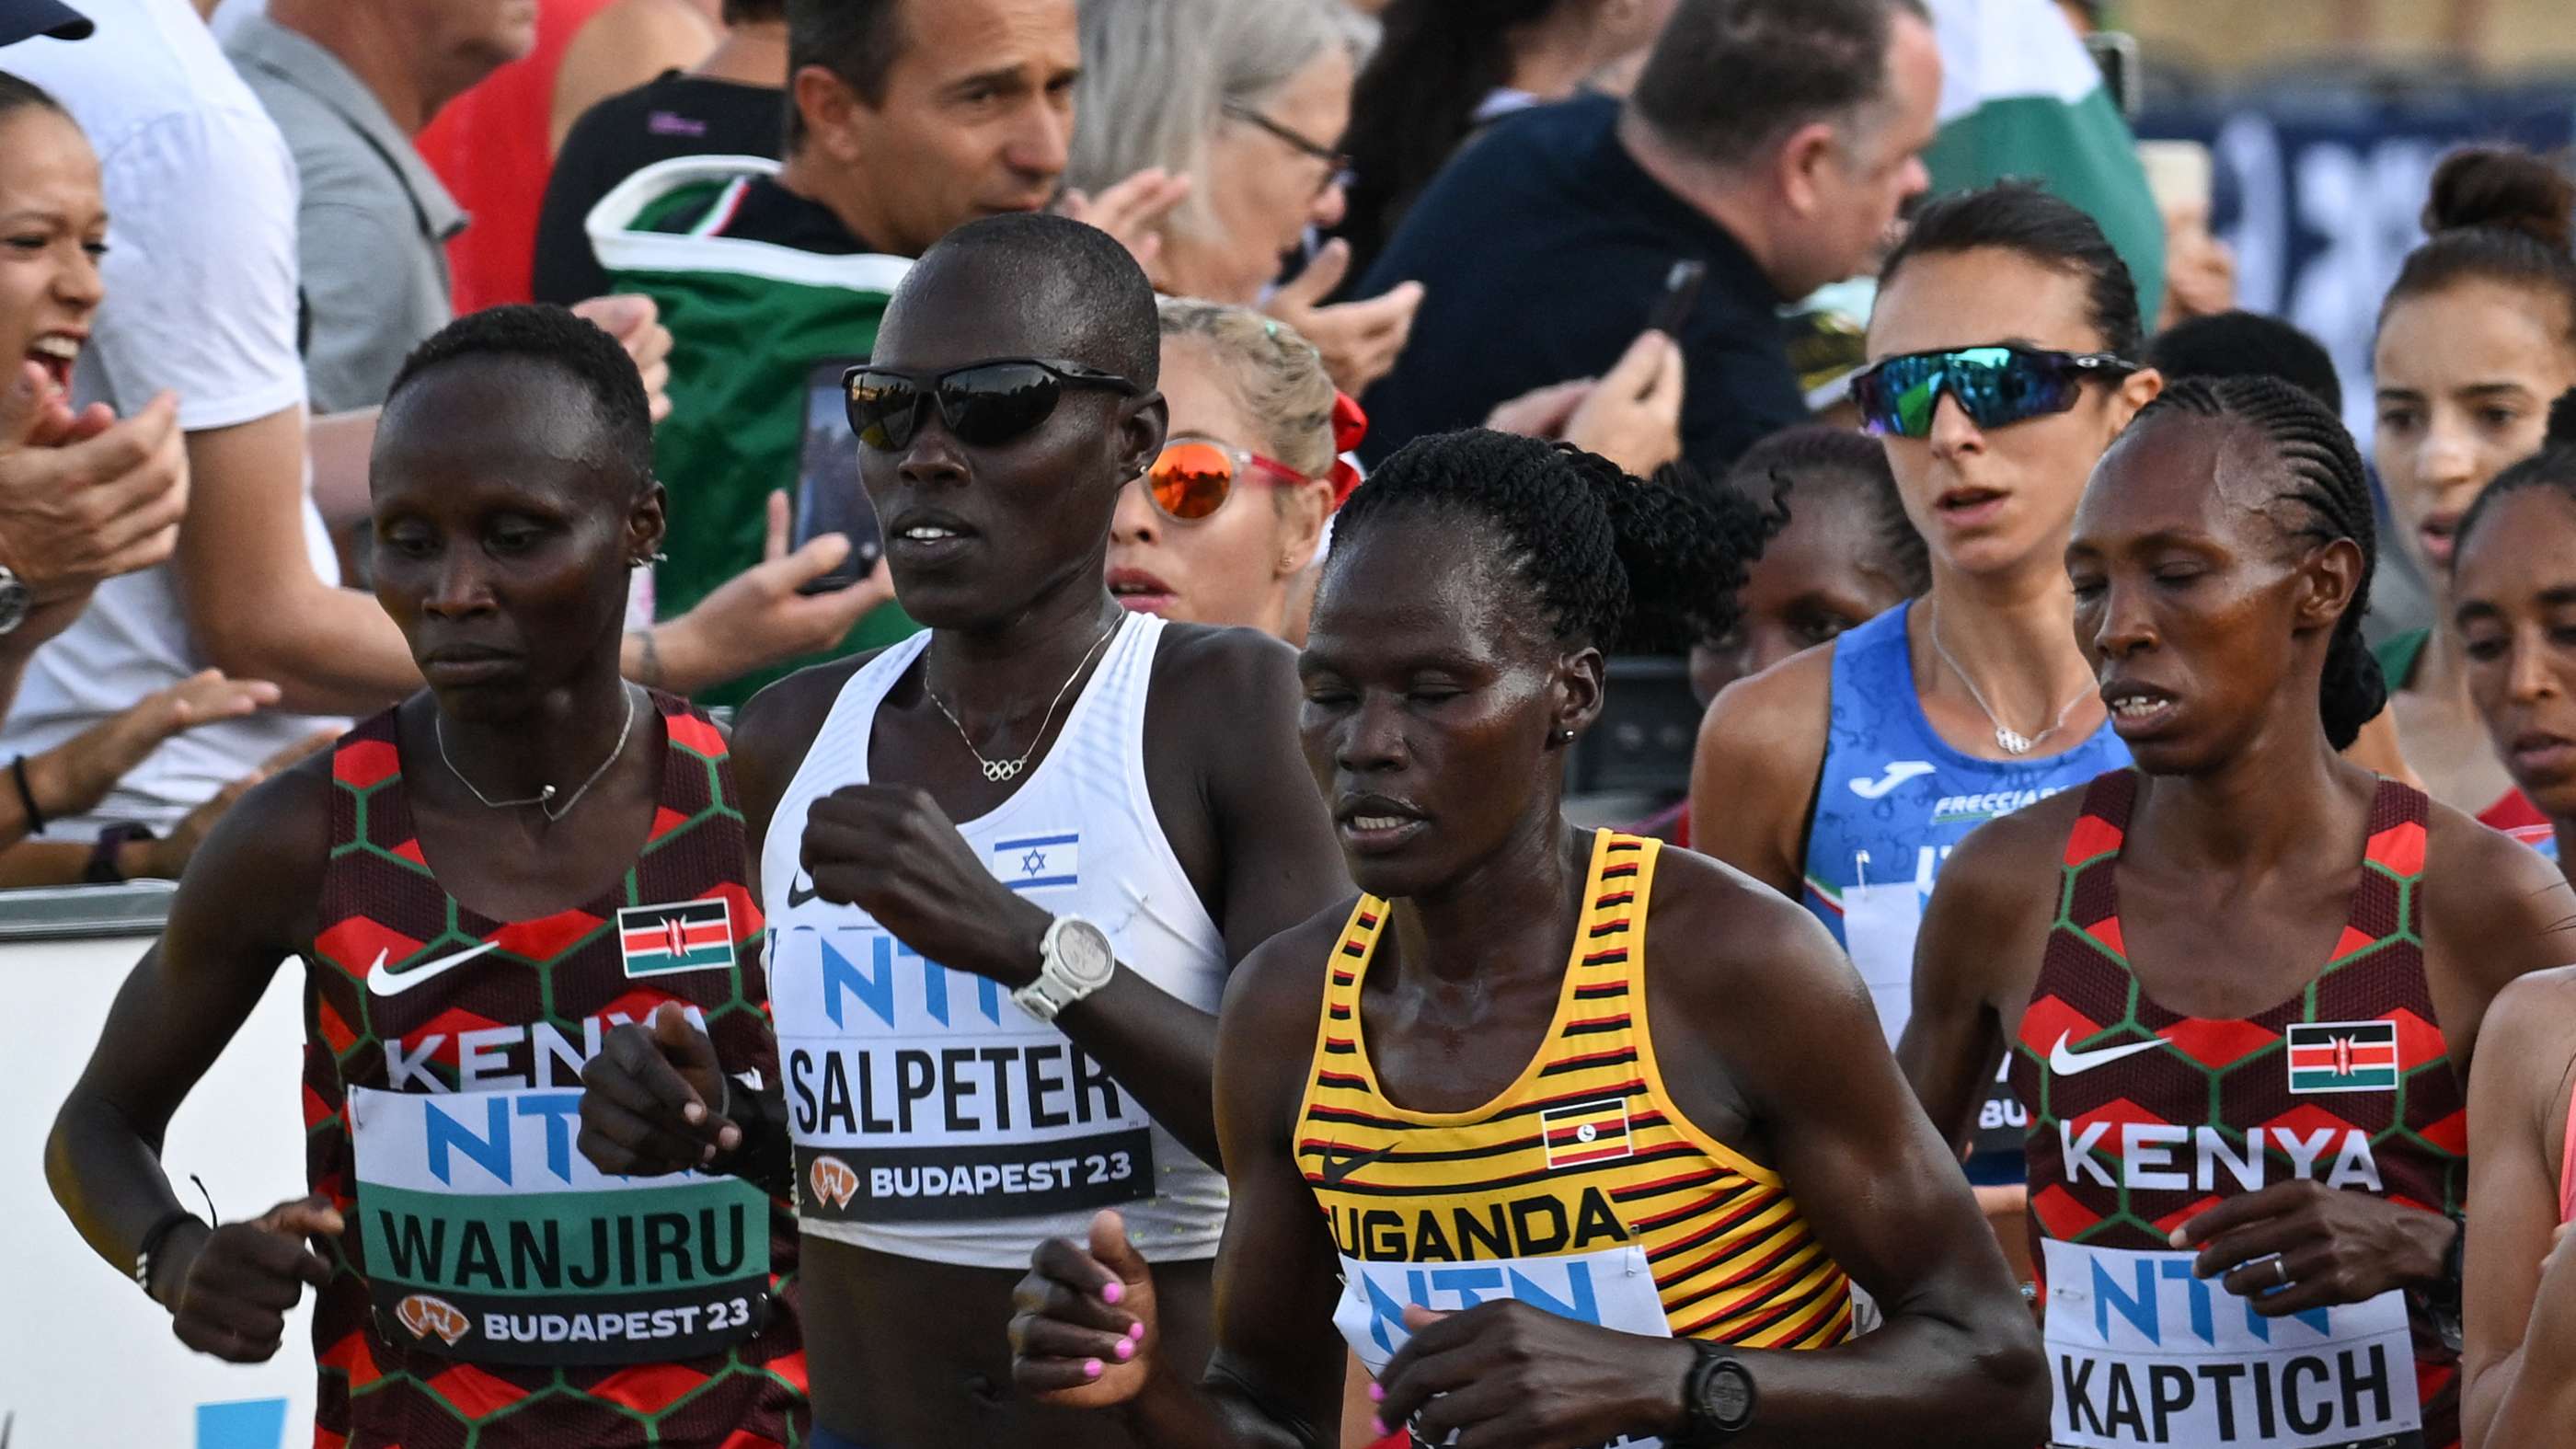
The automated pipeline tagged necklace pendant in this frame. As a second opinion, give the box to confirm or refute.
[983,759,1022,782]
[1995,727,2034,755]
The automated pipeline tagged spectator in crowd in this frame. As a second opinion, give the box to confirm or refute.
[2374,146,2576,855]
[1688,423,1927,707]
[1357,0,1941,475]
[1110,300,1349,641]
[1,0,890,838]
[587,0,1100,706]
[0,69,303,884]
[225,0,541,413]
[1337,0,1679,287]
[0,0,86,44]
[2145,307,2343,413]
[1068,0,1421,397]
[535,0,786,305]
[548,0,718,151]
[1482,327,1687,477]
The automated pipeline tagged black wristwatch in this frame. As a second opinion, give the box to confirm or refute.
[2410,1213,2466,1354]
[85,822,155,884]
[1679,1342,1757,1443]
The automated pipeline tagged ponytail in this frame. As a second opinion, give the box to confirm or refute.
[1332,430,1782,652]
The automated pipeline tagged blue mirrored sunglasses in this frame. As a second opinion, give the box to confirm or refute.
[1850,345,2135,439]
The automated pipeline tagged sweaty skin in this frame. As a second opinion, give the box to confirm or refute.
[1009,516,2049,1449]
[1899,409,2574,1334]
[576,238,1348,1447]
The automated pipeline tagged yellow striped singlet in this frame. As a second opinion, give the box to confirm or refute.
[1298,831,1855,1406]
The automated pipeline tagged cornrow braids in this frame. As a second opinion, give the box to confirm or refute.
[2454,387,2576,560]
[1719,425,1929,597]
[1332,430,1783,653]
[2131,375,2386,750]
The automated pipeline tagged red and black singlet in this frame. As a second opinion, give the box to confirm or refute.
[2008,770,2463,1449]
[301,696,804,1448]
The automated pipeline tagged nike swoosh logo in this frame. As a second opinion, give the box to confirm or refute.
[366,940,501,997]
[787,875,822,908]
[2048,1031,2168,1077]
[1318,1141,1396,1187]
[1849,761,1938,800]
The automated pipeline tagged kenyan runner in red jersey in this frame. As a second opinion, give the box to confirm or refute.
[1900,377,2574,1449]
[46,306,805,1446]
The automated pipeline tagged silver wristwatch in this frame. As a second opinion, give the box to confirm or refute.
[1012,915,1116,1022]
[0,566,29,636]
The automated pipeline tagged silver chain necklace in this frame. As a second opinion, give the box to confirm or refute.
[930,617,1121,783]
[1927,609,2093,756]
[436,684,639,822]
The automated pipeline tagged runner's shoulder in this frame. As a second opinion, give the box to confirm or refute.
[1923,786,2086,943]
[1150,621,1299,709]
[730,649,887,776]
[1695,641,1834,767]
[2421,797,2576,983]
[1643,845,1857,1009]
[1218,893,1363,1034]
[168,746,338,939]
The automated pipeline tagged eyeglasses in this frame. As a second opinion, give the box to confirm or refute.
[843,358,1142,452]
[1221,102,1353,199]
[1144,436,1311,522]
[1850,345,2136,440]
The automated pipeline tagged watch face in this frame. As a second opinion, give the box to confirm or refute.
[0,573,27,635]
[1706,1363,1754,1428]
[1060,919,1116,985]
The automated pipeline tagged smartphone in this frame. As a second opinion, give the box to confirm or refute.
[2084,30,2139,121]
[793,356,883,596]
[1645,259,1708,339]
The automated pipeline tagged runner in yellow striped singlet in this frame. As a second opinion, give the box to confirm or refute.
[1302,832,1857,1357]
[1008,430,2050,1448]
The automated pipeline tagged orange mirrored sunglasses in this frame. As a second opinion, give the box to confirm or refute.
[1144,437,1312,522]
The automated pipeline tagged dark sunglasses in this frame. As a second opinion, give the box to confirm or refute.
[843,358,1142,452]
[1144,437,1311,522]
[1850,345,2135,440]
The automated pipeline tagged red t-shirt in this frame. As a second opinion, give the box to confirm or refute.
[414,0,618,313]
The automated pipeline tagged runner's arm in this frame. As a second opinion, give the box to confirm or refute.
[1688,649,1832,901]
[2462,969,2576,1448]
[1896,811,2053,1148]
[1670,868,2050,1444]
[1014,927,1351,1446]
[43,759,331,1297]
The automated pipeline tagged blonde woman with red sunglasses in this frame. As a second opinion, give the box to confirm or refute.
[1110,299,1362,642]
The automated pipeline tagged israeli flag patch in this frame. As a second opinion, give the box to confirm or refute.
[995,833,1079,891]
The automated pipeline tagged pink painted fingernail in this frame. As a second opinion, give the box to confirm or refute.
[1101,1282,1123,1305]
[1113,1337,1134,1362]
[1126,1320,1144,1341]
[1367,1382,1386,1402]
[1084,1359,1104,1379]
[1371,1418,1389,1437]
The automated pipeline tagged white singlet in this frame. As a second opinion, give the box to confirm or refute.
[762,614,1230,1269]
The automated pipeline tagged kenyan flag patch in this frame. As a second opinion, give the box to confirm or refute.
[2285,1020,2399,1094]
[617,899,734,978]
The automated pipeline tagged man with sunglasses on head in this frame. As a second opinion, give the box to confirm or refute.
[575,213,1347,1449]
[589,0,1090,707]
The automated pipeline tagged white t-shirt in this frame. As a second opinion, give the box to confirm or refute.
[0,0,345,835]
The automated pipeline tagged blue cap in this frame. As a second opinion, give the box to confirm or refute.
[0,0,92,46]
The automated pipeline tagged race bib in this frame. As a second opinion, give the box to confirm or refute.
[2041,1240,2423,1448]
[771,924,1155,1223]
[1334,1244,1673,1449]
[349,1087,771,1366]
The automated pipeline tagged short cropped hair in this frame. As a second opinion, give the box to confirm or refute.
[2145,310,2344,416]
[911,213,1162,386]
[386,305,656,486]
[1630,0,1928,171]
[786,0,904,152]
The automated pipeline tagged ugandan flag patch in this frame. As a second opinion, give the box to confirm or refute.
[1540,1097,1634,1169]
[2286,1020,2400,1095]
[617,899,734,978]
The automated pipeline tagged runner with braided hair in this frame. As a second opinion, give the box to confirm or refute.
[1008,428,2049,1449]
[1902,374,2574,1449]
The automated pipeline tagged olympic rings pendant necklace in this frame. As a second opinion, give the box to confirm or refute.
[930,617,1122,783]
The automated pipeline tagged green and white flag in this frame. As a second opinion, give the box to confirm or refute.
[1922,0,2167,325]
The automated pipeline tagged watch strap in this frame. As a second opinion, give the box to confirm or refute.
[1011,916,1112,1023]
